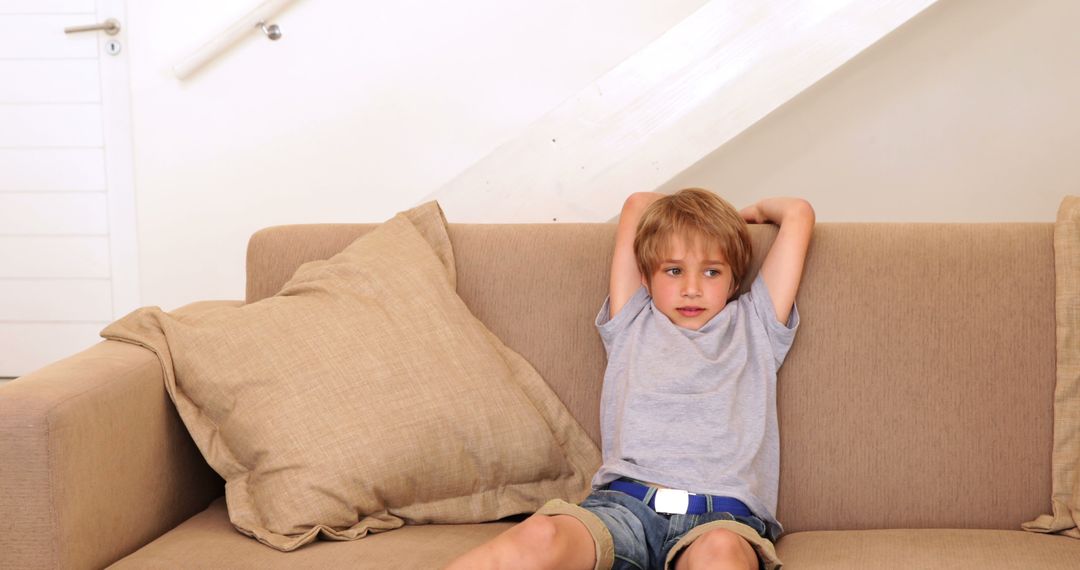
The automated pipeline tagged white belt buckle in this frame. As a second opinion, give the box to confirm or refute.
[654,488,691,515]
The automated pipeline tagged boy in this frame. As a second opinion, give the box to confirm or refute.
[446,189,814,570]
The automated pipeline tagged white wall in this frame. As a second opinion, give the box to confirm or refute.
[127,0,1080,313]
[126,0,707,310]
[659,0,1080,222]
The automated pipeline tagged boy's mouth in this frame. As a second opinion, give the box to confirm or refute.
[676,306,705,317]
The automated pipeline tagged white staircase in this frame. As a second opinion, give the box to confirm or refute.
[425,0,939,222]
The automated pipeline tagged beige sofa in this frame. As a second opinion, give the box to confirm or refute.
[2,221,1079,569]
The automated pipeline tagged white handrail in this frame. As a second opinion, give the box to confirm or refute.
[173,0,297,80]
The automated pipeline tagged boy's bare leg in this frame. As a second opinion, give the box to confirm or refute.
[444,513,596,570]
[673,528,758,570]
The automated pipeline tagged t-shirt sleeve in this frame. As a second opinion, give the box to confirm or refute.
[596,285,650,351]
[745,273,800,368]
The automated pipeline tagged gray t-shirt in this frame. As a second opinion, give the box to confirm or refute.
[592,273,799,542]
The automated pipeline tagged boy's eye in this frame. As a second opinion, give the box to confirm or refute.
[664,267,682,276]
[705,269,721,277]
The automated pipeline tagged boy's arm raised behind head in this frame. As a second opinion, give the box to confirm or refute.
[740,198,815,324]
[610,192,664,318]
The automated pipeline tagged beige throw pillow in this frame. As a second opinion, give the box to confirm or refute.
[1023,196,1080,538]
[102,202,600,551]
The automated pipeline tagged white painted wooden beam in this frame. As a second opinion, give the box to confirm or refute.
[424,0,938,222]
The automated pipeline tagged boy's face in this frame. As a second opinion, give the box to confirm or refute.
[644,234,735,331]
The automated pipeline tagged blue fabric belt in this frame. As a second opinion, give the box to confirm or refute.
[607,478,753,517]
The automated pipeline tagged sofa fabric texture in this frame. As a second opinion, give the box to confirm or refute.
[99,202,600,551]
[1023,196,1080,538]
[247,221,1057,534]
[0,339,224,570]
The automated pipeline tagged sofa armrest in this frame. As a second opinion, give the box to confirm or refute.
[0,301,239,569]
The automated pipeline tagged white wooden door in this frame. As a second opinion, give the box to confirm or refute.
[0,0,138,379]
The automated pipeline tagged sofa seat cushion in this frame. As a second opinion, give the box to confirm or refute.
[109,497,517,569]
[776,528,1080,569]
[114,497,1080,570]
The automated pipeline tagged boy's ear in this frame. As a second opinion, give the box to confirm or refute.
[641,273,650,294]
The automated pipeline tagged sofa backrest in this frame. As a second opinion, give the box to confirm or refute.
[247,222,1055,535]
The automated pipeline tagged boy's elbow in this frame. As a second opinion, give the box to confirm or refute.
[794,199,815,225]
[623,192,664,214]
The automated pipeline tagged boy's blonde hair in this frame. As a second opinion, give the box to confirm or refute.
[634,188,752,298]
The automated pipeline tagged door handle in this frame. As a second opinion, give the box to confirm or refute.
[64,18,121,36]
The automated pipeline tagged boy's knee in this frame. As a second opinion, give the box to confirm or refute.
[513,514,596,570]
[447,513,594,570]
[514,515,560,549]
[485,515,563,569]
[679,529,757,570]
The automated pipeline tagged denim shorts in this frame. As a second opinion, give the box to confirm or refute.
[536,485,781,570]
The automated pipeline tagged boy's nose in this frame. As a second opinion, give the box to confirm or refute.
[682,277,702,297]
